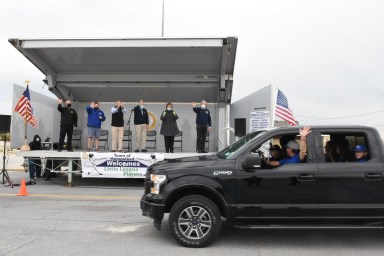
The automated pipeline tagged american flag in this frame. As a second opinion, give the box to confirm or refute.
[14,86,39,128]
[275,89,297,126]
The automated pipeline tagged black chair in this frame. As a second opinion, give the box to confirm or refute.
[123,130,132,152]
[146,130,157,152]
[173,131,183,152]
[71,129,82,150]
[93,130,109,151]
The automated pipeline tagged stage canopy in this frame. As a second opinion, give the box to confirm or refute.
[9,37,237,104]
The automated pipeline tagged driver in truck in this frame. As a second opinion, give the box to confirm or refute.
[266,126,311,167]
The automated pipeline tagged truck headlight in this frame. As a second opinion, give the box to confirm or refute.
[150,174,166,194]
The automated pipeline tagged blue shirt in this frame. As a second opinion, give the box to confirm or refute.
[86,106,106,128]
[279,154,301,166]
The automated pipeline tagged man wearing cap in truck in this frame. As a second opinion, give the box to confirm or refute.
[266,126,311,167]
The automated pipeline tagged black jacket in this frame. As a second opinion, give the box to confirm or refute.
[58,104,78,127]
[111,106,125,127]
[29,135,42,151]
[160,110,179,136]
[193,107,212,127]
[133,105,149,125]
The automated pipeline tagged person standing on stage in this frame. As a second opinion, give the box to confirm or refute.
[86,102,106,151]
[192,100,212,153]
[57,99,78,152]
[111,100,126,152]
[160,102,179,153]
[133,99,149,152]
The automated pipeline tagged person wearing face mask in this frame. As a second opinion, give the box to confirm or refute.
[133,99,149,152]
[192,100,212,153]
[28,134,43,184]
[111,100,126,152]
[86,101,106,151]
[160,102,179,153]
[57,99,78,152]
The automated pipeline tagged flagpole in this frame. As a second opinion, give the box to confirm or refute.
[20,80,30,151]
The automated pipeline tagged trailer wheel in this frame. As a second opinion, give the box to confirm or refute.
[168,195,222,248]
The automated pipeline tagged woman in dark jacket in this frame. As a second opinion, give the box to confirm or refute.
[160,102,179,153]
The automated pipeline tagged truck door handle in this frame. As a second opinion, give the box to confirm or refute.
[297,173,315,181]
[364,173,382,180]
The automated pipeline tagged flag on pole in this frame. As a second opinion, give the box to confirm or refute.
[275,89,297,126]
[14,86,39,128]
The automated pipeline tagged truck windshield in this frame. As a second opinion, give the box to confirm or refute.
[217,131,266,159]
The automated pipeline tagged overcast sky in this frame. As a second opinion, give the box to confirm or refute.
[1,0,384,135]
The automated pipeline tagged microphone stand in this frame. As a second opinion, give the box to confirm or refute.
[127,110,134,152]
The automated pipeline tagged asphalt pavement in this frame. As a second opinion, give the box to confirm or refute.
[1,171,384,256]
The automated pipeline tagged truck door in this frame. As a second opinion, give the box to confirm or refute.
[234,132,318,219]
[315,130,384,219]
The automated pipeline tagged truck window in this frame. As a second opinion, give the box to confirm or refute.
[251,133,308,169]
[321,132,369,163]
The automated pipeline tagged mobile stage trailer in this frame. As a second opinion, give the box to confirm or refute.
[9,37,238,184]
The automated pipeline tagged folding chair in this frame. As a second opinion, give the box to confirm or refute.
[146,130,157,152]
[71,129,82,150]
[123,130,132,152]
[93,130,109,151]
[173,131,183,152]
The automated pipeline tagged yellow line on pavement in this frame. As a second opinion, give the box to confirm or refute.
[0,194,141,200]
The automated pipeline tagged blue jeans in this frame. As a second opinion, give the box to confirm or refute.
[28,159,41,179]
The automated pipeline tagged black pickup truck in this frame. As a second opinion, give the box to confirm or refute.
[141,126,384,247]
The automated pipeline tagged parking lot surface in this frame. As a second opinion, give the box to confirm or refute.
[1,171,384,256]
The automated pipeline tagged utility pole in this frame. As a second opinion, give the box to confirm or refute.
[162,0,165,37]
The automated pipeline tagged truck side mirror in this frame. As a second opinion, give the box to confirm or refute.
[242,154,262,170]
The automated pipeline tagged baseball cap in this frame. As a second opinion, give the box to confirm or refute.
[353,145,367,152]
[286,140,299,150]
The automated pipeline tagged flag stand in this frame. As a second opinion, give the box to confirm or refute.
[20,81,31,151]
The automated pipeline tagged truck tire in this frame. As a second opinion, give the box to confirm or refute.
[168,195,222,248]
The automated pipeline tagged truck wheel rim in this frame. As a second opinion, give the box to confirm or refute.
[178,206,212,240]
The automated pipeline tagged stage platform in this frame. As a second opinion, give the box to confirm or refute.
[17,150,214,185]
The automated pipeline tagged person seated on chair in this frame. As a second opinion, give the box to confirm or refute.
[28,135,43,184]
[266,126,311,167]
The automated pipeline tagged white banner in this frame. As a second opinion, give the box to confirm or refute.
[81,152,164,178]
[250,111,270,132]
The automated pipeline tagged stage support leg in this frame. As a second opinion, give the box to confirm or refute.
[68,160,73,187]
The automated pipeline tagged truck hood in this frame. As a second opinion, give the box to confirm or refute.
[150,154,219,171]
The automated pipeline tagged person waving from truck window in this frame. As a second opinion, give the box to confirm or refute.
[192,100,212,153]
[266,126,311,167]
[86,102,106,152]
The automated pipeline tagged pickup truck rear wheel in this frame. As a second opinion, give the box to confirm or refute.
[168,195,221,248]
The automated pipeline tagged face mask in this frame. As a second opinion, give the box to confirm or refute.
[167,108,172,111]
[67,104,72,108]
[36,138,40,142]
[201,105,206,109]
[94,107,99,110]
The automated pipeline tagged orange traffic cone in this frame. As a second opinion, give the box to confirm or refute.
[17,178,29,196]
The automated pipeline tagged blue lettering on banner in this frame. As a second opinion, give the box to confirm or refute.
[97,160,148,168]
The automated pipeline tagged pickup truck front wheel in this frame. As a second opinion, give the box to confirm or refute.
[169,195,222,248]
